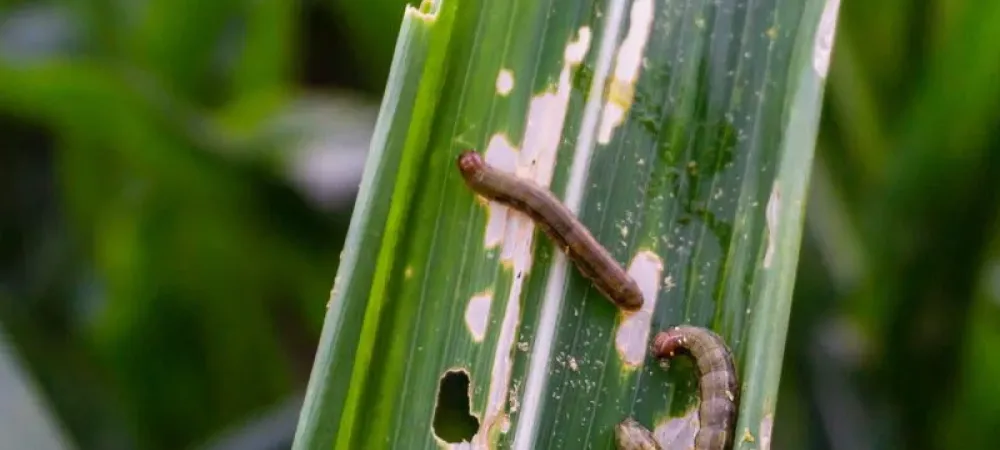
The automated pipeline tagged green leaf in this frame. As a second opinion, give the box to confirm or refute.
[293,0,837,448]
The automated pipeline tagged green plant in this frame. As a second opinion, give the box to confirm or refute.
[292,0,836,448]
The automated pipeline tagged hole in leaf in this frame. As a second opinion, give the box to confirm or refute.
[432,370,479,443]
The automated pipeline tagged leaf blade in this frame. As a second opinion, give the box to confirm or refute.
[293,0,837,449]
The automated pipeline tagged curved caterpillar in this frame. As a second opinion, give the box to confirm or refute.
[616,326,739,450]
[456,150,643,311]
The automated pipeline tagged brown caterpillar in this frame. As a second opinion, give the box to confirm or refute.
[456,150,643,311]
[615,326,739,450]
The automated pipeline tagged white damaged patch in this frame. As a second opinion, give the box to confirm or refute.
[472,28,593,449]
[464,293,493,341]
[470,275,522,448]
[517,27,591,191]
[759,413,773,450]
[615,250,663,366]
[565,27,592,63]
[763,183,781,268]
[813,0,841,78]
[480,134,519,248]
[652,407,699,449]
[496,69,515,96]
[598,0,654,144]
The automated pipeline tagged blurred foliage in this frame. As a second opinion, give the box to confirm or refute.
[783,0,1000,449]
[0,0,407,449]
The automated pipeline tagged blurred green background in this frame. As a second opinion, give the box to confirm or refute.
[1,0,999,449]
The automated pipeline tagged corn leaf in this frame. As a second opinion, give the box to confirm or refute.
[293,0,838,448]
